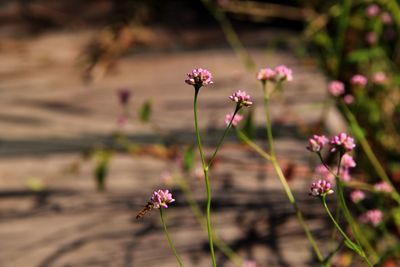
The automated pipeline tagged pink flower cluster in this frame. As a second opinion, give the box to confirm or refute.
[229,90,253,107]
[310,179,334,197]
[360,209,383,226]
[307,135,328,153]
[350,190,365,203]
[366,4,380,17]
[372,72,387,84]
[330,133,356,153]
[350,74,368,87]
[225,112,243,126]
[256,65,293,82]
[185,68,213,88]
[328,81,345,96]
[151,189,175,209]
[374,181,392,193]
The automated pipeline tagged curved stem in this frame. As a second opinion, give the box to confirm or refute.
[236,130,271,161]
[193,89,217,267]
[160,209,184,267]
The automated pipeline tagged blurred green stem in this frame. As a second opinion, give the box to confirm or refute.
[160,208,184,267]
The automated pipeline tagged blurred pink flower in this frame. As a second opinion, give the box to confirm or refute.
[374,181,392,193]
[151,189,175,209]
[257,68,276,82]
[343,94,354,104]
[366,4,380,17]
[117,115,128,127]
[330,133,356,153]
[351,74,368,87]
[329,80,345,96]
[366,32,378,45]
[229,90,253,107]
[275,65,293,81]
[372,72,387,84]
[315,164,335,184]
[361,209,383,226]
[381,12,393,24]
[225,112,243,126]
[161,171,173,185]
[341,154,356,168]
[243,260,258,267]
[351,190,365,203]
[310,179,334,197]
[185,68,213,88]
[307,135,329,152]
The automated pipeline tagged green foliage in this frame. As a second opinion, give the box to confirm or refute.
[139,100,152,123]
[182,146,196,172]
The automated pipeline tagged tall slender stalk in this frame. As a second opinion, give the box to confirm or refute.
[160,208,184,267]
[193,89,217,267]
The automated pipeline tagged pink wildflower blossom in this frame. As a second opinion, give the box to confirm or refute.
[310,179,334,197]
[151,189,175,209]
[381,12,393,25]
[307,135,329,152]
[225,112,243,126]
[374,181,392,193]
[275,65,293,81]
[341,154,356,168]
[185,68,213,88]
[330,133,356,153]
[229,90,253,107]
[372,72,387,84]
[329,80,345,96]
[366,4,380,17]
[350,74,368,87]
[315,165,335,184]
[351,190,365,203]
[361,209,383,226]
[343,94,354,104]
[257,68,276,82]
[243,260,258,267]
[366,32,378,45]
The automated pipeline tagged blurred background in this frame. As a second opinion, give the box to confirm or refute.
[0,1,399,266]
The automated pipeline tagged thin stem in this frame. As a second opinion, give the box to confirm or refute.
[236,130,271,161]
[208,105,240,167]
[341,103,400,205]
[193,89,217,267]
[159,208,184,267]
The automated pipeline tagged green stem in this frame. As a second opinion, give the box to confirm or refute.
[193,89,217,267]
[236,129,271,161]
[177,176,243,266]
[341,103,400,205]
[159,208,184,267]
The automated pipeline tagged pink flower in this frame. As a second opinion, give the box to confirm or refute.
[372,72,387,84]
[350,190,365,203]
[350,74,368,87]
[343,94,354,104]
[225,112,243,126]
[229,90,253,107]
[366,4,380,17]
[275,65,293,82]
[341,154,356,168]
[310,179,334,197]
[374,181,392,193]
[243,260,257,267]
[151,189,175,209]
[330,133,356,153]
[361,209,383,226]
[257,68,276,82]
[185,68,213,88]
[381,12,393,25]
[307,135,329,152]
[366,32,378,45]
[315,165,335,184]
[329,80,345,96]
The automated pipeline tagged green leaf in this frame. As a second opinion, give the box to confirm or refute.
[139,100,152,123]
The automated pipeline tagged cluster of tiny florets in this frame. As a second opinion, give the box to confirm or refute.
[307,135,329,153]
[151,189,175,209]
[310,179,334,197]
[229,90,253,107]
[256,65,293,82]
[225,112,243,126]
[330,133,356,153]
[185,68,213,88]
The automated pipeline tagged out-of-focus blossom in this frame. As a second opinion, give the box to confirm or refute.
[329,80,345,96]
[366,32,378,45]
[350,74,368,87]
[243,260,258,267]
[161,171,173,185]
[341,154,356,169]
[229,90,253,107]
[381,12,393,25]
[118,89,131,106]
[275,65,293,82]
[194,166,204,181]
[151,189,175,209]
[330,133,356,153]
[307,135,329,152]
[256,68,276,82]
[117,115,128,127]
[343,94,354,104]
[310,179,334,197]
[351,190,365,203]
[372,72,387,84]
[315,164,335,184]
[361,209,383,226]
[366,4,380,17]
[225,112,243,126]
[374,181,392,193]
[185,68,213,88]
